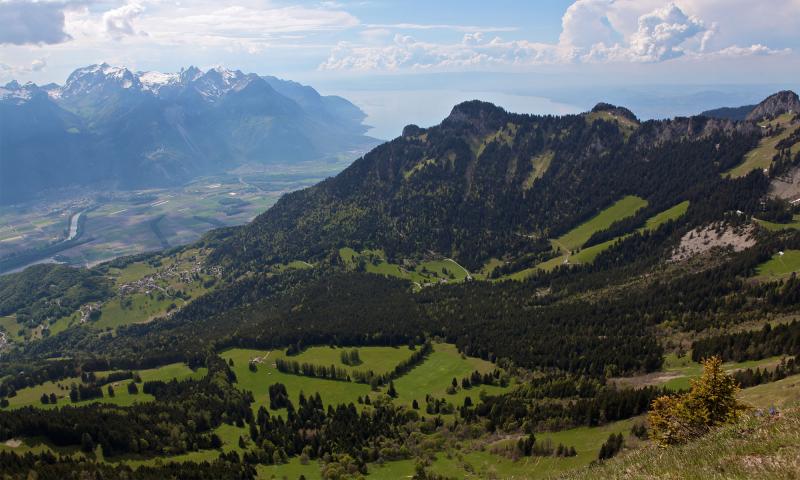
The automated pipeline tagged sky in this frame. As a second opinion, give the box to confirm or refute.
[2,0,799,138]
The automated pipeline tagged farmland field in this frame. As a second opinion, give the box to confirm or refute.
[0,166,349,275]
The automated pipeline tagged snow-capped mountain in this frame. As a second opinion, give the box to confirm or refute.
[54,63,258,101]
[0,64,377,205]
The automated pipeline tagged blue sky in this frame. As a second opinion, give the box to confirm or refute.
[1,1,799,137]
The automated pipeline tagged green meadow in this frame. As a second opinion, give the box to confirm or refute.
[755,249,800,280]
[1,362,205,410]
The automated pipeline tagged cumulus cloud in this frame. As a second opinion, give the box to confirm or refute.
[0,58,49,80]
[0,0,72,45]
[103,2,146,40]
[321,0,792,71]
[320,33,567,71]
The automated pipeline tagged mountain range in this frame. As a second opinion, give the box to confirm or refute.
[0,64,378,205]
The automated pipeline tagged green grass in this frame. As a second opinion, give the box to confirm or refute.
[220,344,510,416]
[739,373,800,408]
[585,111,640,139]
[725,113,799,178]
[257,458,323,479]
[339,248,471,287]
[661,355,790,391]
[1,363,205,410]
[0,315,21,342]
[289,345,416,376]
[366,417,640,479]
[643,201,690,230]
[523,151,554,190]
[558,407,800,480]
[755,250,800,280]
[220,348,372,414]
[554,195,648,252]
[111,262,158,285]
[509,200,688,278]
[755,215,800,232]
[393,343,510,410]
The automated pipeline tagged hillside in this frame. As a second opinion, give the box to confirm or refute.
[210,99,764,273]
[1,92,800,479]
[0,65,378,205]
[559,407,800,480]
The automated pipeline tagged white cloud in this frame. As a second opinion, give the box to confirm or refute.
[104,2,146,40]
[365,23,518,33]
[0,0,72,45]
[0,58,49,80]
[320,34,568,71]
[321,1,793,71]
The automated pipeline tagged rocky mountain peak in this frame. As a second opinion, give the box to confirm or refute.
[746,90,800,122]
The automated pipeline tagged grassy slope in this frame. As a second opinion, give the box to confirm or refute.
[220,344,510,416]
[43,250,216,337]
[0,315,21,342]
[614,354,793,392]
[755,215,800,232]
[557,407,800,480]
[755,250,800,280]
[725,113,799,178]
[288,345,416,376]
[508,200,687,279]
[1,363,205,410]
[392,343,510,409]
[554,195,648,252]
[339,247,471,286]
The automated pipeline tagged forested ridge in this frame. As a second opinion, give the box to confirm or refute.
[209,100,760,272]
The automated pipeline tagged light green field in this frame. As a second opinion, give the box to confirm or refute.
[221,348,372,414]
[616,354,794,392]
[80,249,214,332]
[0,315,21,342]
[559,406,800,480]
[522,151,555,190]
[553,195,648,253]
[367,417,639,479]
[392,343,510,410]
[111,262,158,285]
[221,343,509,416]
[508,200,687,279]
[739,372,800,408]
[754,250,800,280]
[725,113,800,178]
[643,201,690,230]
[339,247,471,287]
[257,458,323,480]
[274,260,314,272]
[1,362,205,410]
[755,215,800,232]
[289,345,416,376]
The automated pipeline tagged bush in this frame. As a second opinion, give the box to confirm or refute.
[649,356,747,445]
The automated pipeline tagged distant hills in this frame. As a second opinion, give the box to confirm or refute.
[0,64,378,205]
[700,90,800,121]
